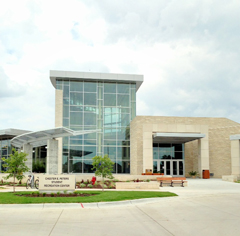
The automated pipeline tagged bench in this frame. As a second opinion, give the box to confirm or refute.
[142,173,164,175]
[157,177,187,187]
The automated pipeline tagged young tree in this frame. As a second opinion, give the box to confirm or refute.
[92,155,114,191]
[2,148,30,192]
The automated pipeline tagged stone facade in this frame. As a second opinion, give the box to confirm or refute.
[130,116,240,178]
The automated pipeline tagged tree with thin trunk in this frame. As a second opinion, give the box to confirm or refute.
[2,148,29,192]
[92,155,114,191]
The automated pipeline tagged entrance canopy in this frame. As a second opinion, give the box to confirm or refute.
[11,127,98,148]
[230,134,240,140]
[153,132,205,144]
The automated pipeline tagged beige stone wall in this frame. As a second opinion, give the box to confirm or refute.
[231,140,240,176]
[130,116,240,178]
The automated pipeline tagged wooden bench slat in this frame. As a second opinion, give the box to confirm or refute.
[157,177,187,187]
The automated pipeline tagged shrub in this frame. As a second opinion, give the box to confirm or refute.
[63,190,67,194]
[88,184,93,188]
[42,192,46,197]
[80,183,86,188]
[51,193,54,197]
[32,160,45,173]
[189,171,198,176]
[57,192,60,196]
[126,180,130,182]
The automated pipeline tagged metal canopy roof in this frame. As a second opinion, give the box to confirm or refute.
[0,128,31,140]
[50,70,144,91]
[11,127,99,148]
[153,132,205,144]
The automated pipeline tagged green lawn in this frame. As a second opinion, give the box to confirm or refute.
[0,191,177,204]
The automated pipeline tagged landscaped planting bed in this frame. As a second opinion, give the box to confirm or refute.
[76,179,153,189]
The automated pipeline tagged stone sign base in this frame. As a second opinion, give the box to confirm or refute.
[39,175,76,192]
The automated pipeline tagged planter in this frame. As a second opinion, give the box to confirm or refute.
[116,182,159,190]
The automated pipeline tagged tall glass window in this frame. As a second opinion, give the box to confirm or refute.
[153,143,184,160]
[0,139,11,172]
[57,79,136,173]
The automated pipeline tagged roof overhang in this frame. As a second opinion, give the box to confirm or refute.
[230,134,240,140]
[153,132,205,144]
[11,127,99,148]
[0,128,31,140]
[50,70,144,91]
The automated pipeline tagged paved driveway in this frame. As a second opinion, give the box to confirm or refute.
[1,179,240,236]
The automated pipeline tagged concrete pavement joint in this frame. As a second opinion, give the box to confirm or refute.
[48,209,63,236]
[135,205,174,236]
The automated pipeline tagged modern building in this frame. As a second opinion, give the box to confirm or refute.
[50,70,143,174]
[1,70,240,181]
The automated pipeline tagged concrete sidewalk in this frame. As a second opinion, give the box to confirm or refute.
[159,178,240,197]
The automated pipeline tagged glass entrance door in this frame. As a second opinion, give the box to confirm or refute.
[155,160,184,177]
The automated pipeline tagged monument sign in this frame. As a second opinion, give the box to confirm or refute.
[39,175,76,192]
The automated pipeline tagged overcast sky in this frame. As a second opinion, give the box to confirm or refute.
[1,0,240,131]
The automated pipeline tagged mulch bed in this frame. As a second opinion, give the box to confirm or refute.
[16,193,97,197]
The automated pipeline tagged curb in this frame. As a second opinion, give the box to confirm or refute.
[0,197,165,209]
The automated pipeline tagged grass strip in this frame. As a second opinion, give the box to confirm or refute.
[0,191,177,204]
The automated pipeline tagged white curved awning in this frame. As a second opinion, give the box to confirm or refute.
[11,127,99,148]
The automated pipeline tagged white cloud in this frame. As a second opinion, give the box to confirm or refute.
[1,0,240,130]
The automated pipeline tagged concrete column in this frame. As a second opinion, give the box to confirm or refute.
[231,140,240,176]
[23,144,33,172]
[198,138,210,178]
[57,137,62,174]
[46,139,58,174]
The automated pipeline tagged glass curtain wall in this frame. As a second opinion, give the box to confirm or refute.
[153,143,184,160]
[0,139,11,172]
[57,79,136,174]
[32,146,47,173]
